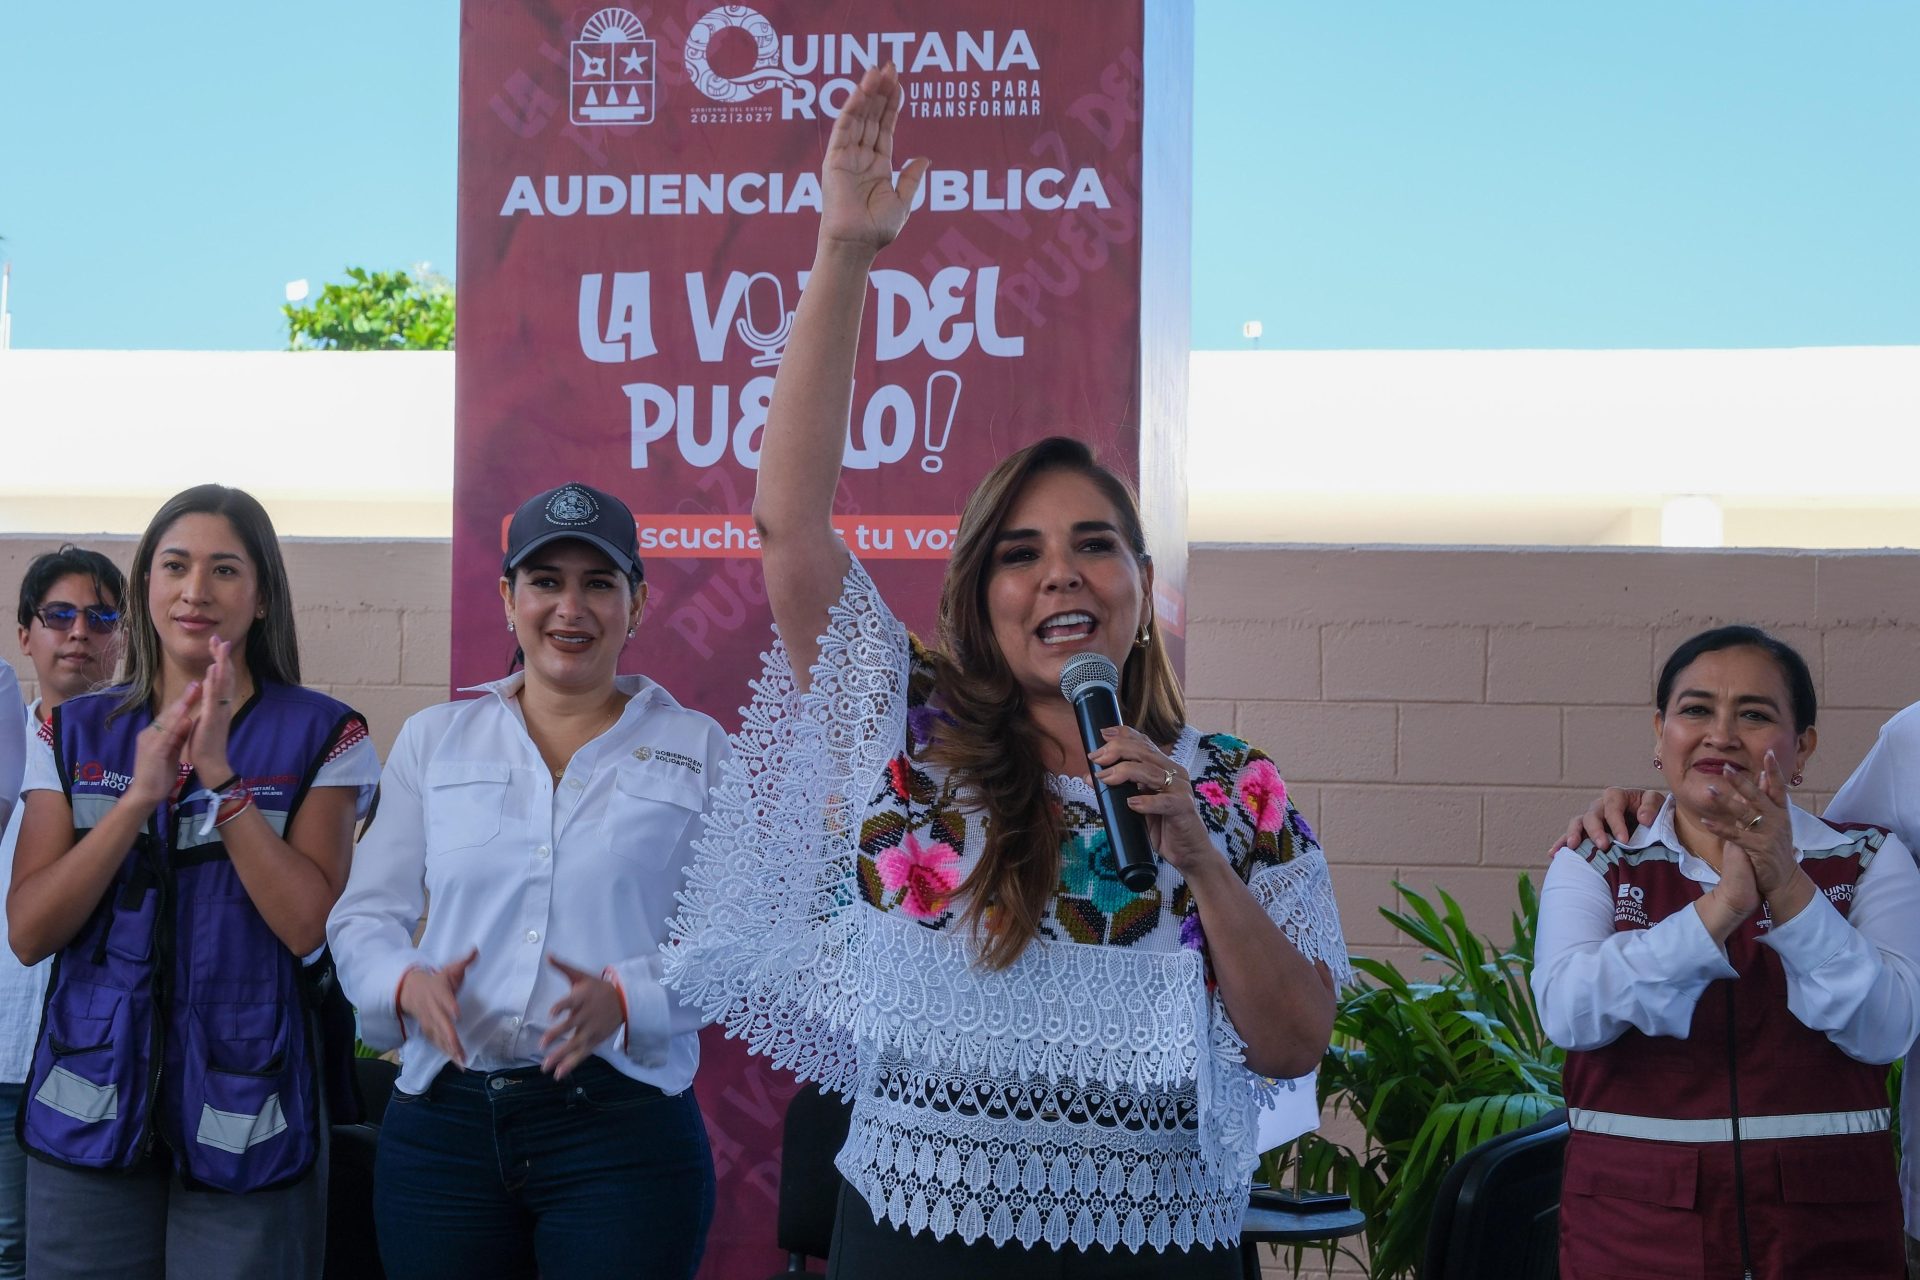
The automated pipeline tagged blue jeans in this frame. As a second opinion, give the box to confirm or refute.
[0,1084,23,1280]
[373,1061,714,1280]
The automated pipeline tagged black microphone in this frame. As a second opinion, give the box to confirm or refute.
[1059,652,1158,893]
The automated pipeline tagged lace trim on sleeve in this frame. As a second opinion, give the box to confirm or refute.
[664,560,910,1091]
[1194,846,1351,1174]
[1248,847,1351,989]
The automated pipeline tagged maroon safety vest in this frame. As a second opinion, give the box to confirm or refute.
[1559,821,1902,1280]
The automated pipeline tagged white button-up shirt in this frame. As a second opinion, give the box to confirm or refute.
[1826,701,1920,1233]
[1533,796,1920,1064]
[326,672,730,1095]
[0,674,44,1084]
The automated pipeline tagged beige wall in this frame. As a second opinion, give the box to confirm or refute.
[0,536,452,759]
[7,532,1915,1278]
[7,533,1918,959]
[1187,543,1920,974]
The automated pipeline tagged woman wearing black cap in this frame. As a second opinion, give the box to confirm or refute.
[327,482,728,1280]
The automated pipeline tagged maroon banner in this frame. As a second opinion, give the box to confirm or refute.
[456,4,1188,1274]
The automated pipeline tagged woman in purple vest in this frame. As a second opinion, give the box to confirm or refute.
[6,485,378,1280]
[1534,626,1920,1279]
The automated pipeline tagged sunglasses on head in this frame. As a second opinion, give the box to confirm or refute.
[34,604,121,635]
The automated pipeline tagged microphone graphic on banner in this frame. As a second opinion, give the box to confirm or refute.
[1059,652,1158,892]
[922,370,960,472]
[735,272,794,367]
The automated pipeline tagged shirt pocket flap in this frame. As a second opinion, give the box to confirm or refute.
[613,762,706,813]
[1564,1141,1700,1210]
[425,761,513,789]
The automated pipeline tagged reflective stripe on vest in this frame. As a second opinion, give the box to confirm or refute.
[1569,1105,1890,1142]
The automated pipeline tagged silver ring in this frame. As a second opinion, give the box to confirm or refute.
[1745,813,1764,830]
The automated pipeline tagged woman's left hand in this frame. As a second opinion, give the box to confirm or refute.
[186,635,239,782]
[540,956,626,1080]
[1090,727,1218,874]
[1701,749,1800,897]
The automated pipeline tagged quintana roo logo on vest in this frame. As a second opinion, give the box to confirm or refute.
[570,9,657,127]
[545,486,598,527]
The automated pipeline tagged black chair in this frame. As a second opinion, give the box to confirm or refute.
[1421,1107,1568,1280]
[768,1086,854,1275]
[325,1056,400,1280]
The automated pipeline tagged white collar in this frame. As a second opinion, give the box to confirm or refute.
[457,670,672,713]
[1621,793,1848,860]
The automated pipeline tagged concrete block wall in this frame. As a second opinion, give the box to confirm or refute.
[9,533,1917,1280]
[1188,543,1920,980]
[0,536,452,761]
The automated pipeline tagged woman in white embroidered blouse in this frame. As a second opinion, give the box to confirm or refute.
[664,64,1348,1278]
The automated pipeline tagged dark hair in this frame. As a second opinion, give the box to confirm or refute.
[115,485,302,721]
[17,544,126,628]
[1656,625,1817,732]
[926,436,1184,969]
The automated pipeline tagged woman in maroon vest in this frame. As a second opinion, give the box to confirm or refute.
[1534,625,1920,1280]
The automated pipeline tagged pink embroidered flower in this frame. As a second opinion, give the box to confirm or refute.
[1234,757,1288,834]
[1195,779,1230,808]
[875,833,962,920]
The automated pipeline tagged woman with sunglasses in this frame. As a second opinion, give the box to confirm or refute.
[6,487,378,1280]
[327,483,726,1280]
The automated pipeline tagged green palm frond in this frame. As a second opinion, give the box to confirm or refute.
[1264,875,1563,1280]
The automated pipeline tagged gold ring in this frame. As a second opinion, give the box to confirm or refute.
[1745,813,1764,830]
[1161,768,1175,792]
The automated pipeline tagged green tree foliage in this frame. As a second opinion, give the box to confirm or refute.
[284,265,454,351]
[1267,876,1563,1280]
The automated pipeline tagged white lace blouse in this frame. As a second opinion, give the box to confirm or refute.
[665,562,1349,1253]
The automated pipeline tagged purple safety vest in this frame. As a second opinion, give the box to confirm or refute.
[19,681,364,1192]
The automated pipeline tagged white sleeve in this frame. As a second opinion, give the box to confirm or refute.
[325,715,429,1050]
[22,715,60,794]
[0,667,23,830]
[1828,705,1920,857]
[1761,832,1920,1064]
[1532,847,1737,1050]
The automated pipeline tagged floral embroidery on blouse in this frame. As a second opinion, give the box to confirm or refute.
[852,651,1318,955]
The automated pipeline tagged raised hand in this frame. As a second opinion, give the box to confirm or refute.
[127,682,201,808]
[540,956,626,1081]
[398,946,479,1069]
[819,63,929,252]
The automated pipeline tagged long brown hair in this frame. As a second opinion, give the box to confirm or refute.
[924,437,1184,968]
[114,485,302,721]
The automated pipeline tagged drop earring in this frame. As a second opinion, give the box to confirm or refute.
[1790,772,1804,787]
[1652,757,1663,770]
[507,620,516,633]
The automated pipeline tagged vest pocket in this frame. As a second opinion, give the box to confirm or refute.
[24,984,146,1168]
[179,1001,317,1191]
[1560,1135,1704,1278]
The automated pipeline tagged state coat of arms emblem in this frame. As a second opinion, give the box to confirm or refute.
[571,8,656,126]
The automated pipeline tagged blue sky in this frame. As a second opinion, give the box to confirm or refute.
[3,1,1914,351]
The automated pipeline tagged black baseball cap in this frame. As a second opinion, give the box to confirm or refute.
[503,483,643,583]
